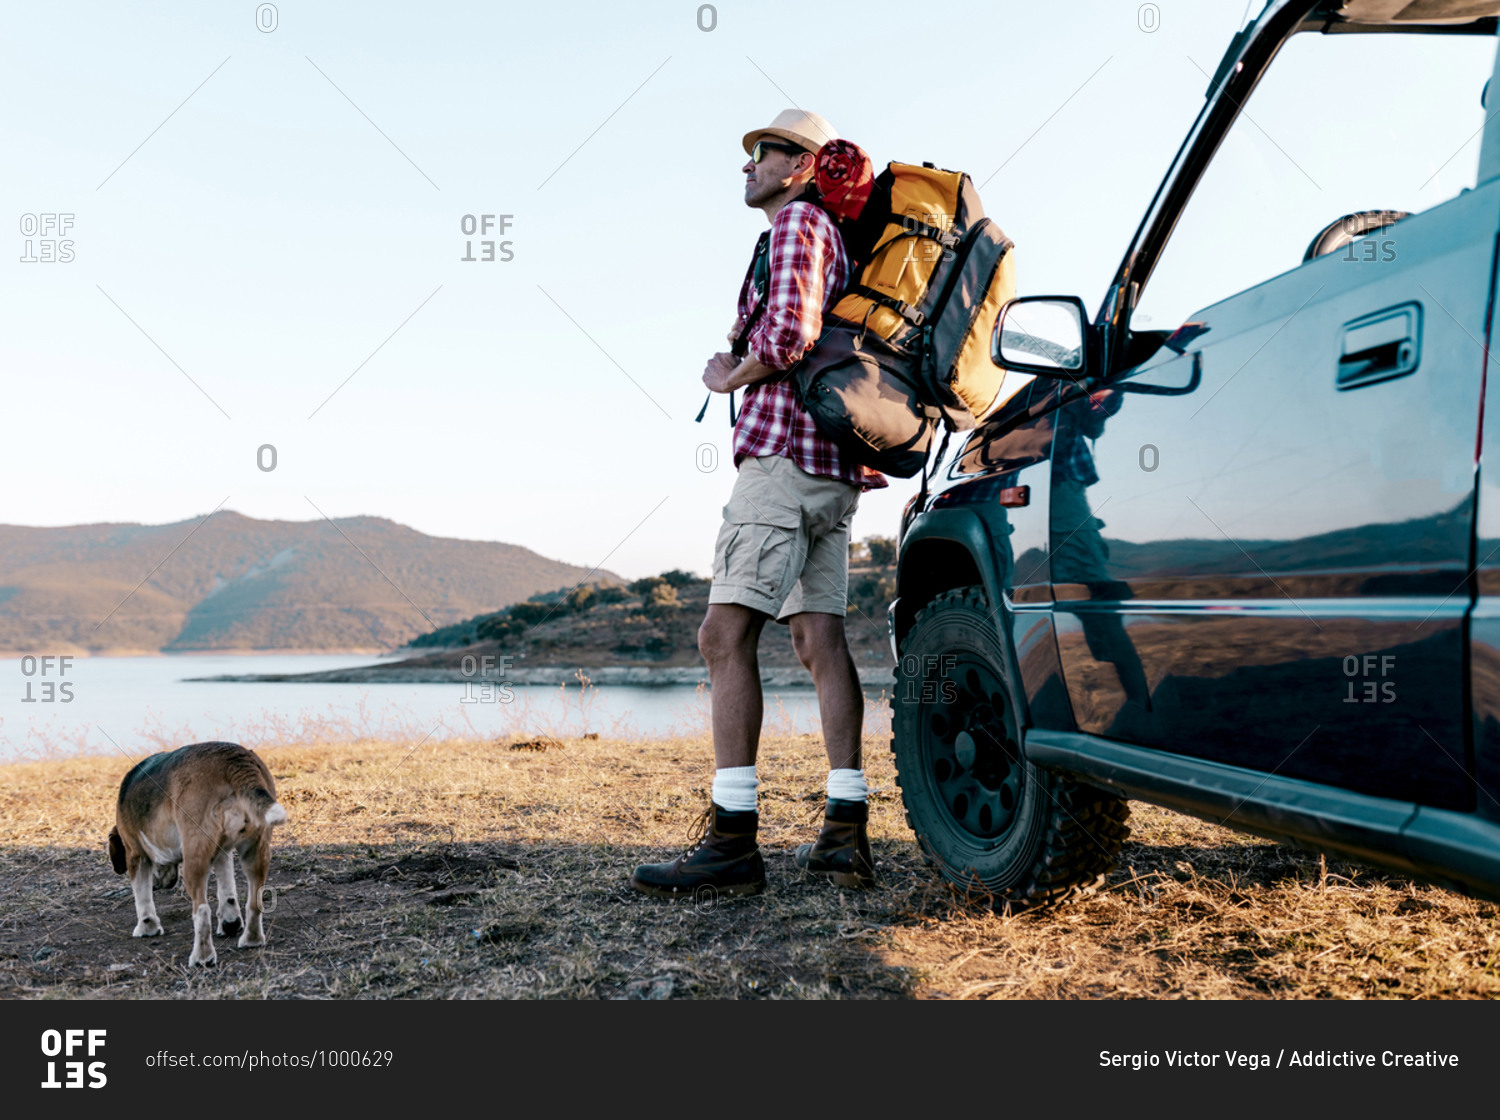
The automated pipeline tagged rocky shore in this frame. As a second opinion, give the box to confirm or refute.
[187,663,896,688]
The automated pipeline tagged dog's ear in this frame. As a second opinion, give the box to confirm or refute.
[108,826,127,874]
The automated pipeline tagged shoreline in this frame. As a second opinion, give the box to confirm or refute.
[0,648,396,659]
[186,664,896,688]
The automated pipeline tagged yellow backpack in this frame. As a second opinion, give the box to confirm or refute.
[794,161,1016,477]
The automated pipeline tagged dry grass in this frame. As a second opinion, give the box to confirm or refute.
[2,729,1497,999]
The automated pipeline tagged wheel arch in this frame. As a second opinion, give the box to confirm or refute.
[893,509,1007,651]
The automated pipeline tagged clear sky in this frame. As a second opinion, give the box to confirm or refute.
[3,1,1492,580]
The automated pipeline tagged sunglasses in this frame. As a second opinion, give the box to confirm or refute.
[751,139,809,164]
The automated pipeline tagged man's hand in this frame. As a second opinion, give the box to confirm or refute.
[702,352,739,393]
[704,351,780,394]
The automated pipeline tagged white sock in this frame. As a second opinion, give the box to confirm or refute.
[827,768,868,803]
[712,765,758,813]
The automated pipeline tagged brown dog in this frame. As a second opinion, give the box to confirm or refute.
[107,741,287,967]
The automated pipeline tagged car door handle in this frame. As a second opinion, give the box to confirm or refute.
[1338,302,1421,389]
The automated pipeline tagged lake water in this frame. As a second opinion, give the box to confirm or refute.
[0,654,885,763]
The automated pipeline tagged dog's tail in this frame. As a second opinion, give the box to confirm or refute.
[221,787,289,837]
[250,785,288,828]
[107,826,126,874]
[215,746,289,828]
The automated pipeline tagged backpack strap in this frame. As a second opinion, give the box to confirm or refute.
[916,426,953,511]
[730,232,773,358]
[698,232,771,425]
[849,285,926,327]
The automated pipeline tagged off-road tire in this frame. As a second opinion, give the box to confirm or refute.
[891,585,1130,909]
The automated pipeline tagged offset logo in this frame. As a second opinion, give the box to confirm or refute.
[1343,654,1396,703]
[459,214,514,262]
[459,653,514,704]
[40,1029,106,1088]
[20,654,74,703]
[20,213,75,263]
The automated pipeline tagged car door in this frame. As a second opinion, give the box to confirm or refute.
[1050,23,1499,809]
[932,376,1077,729]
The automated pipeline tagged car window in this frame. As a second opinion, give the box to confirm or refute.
[1130,30,1498,334]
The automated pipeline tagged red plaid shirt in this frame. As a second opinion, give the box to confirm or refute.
[732,201,887,490]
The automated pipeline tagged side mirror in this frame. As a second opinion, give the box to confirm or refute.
[992,296,1090,378]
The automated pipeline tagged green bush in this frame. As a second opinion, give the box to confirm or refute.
[646,583,681,615]
[475,614,521,643]
[866,536,897,567]
[507,600,559,627]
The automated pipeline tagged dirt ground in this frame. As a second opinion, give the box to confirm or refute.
[3,726,1497,1000]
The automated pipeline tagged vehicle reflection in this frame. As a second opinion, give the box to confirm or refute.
[1048,388,1153,715]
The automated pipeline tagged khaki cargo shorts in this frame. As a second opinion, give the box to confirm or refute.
[709,454,862,621]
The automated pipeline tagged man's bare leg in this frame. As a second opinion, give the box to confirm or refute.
[630,602,771,898]
[698,603,770,768]
[787,611,863,770]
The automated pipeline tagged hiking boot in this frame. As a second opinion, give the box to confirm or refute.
[794,798,876,888]
[631,803,766,900]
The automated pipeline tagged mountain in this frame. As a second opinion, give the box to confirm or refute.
[0,511,619,654]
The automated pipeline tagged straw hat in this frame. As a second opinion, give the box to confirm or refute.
[742,108,839,156]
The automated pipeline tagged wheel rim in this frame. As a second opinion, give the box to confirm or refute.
[921,657,1023,842]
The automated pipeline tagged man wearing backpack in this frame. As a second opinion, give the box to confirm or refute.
[631,109,887,900]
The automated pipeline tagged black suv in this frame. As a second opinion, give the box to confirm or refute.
[890,0,1500,906]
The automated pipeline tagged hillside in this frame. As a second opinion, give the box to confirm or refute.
[380,550,899,676]
[0,512,618,654]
